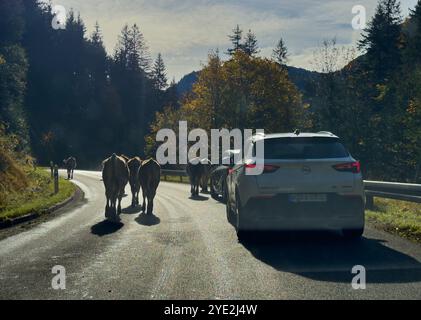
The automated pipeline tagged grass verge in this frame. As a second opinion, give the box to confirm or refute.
[366,198,421,243]
[0,168,76,223]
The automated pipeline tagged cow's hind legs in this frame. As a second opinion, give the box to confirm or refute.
[141,190,146,213]
[109,196,118,222]
[105,196,110,218]
[131,191,136,208]
[147,194,154,215]
[117,196,122,215]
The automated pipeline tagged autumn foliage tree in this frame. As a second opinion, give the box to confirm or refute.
[146,50,305,157]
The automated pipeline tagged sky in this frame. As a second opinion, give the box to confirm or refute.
[47,0,419,81]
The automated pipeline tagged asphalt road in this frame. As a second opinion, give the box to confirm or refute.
[0,170,420,300]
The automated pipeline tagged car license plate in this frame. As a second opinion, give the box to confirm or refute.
[288,194,327,203]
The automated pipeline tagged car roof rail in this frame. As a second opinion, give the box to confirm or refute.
[317,131,335,136]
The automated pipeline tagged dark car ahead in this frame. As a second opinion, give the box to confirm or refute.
[210,150,239,202]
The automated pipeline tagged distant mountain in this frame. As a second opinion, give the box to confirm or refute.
[176,67,321,100]
[176,71,200,97]
[287,66,320,92]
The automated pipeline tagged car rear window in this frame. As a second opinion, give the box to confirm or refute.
[261,137,350,159]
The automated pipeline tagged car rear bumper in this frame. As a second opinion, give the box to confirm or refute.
[240,194,365,231]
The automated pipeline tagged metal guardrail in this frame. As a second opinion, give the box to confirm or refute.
[364,181,421,209]
[161,169,188,183]
[160,169,421,207]
[162,169,187,177]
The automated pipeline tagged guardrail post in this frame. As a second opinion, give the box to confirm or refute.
[50,161,54,178]
[365,194,374,210]
[54,165,59,194]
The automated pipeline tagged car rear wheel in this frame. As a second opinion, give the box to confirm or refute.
[235,192,251,242]
[342,228,364,240]
[210,178,219,200]
[226,194,235,224]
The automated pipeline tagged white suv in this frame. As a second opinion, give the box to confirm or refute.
[226,132,365,241]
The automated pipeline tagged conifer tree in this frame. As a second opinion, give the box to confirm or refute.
[272,38,288,66]
[358,0,402,80]
[129,24,151,73]
[243,29,259,56]
[227,25,243,55]
[91,22,104,48]
[152,53,168,90]
[406,0,421,63]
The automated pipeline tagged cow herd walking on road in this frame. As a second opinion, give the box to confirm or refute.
[102,154,161,223]
[63,154,213,224]
[186,158,213,197]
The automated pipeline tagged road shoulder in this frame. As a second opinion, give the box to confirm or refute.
[0,185,85,241]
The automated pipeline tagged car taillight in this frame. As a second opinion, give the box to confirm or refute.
[333,161,361,174]
[263,165,280,173]
[245,164,280,174]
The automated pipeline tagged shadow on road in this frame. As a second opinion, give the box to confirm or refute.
[189,195,209,201]
[241,232,421,284]
[91,220,124,236]
[136,213,160,226]
[121,205,142,214]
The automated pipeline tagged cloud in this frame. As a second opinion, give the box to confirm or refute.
[48,0,419,80]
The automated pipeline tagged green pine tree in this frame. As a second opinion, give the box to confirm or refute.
[227,25,243,56]
[152,53,168,90]
[272,38,288,66]
[358,0,402,81]
[404,0,421,64]
[243,29,260,56]
[91,22,104,48]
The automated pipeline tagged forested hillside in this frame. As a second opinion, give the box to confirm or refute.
[1,0,173,168]
[175,67,320,100]
[308,0,421,182]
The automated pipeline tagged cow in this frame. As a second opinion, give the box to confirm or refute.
[127,157,142,207]
[102,153,129,222]
[63,157,77,180]
[186,158,206,196]
[119,155,130,195]
[200,159,213,193]
[138,158,161,215]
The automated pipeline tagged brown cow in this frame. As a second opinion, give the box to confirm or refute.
[138,159,161,215]
[127,157,142,207]
[120,155,130,195]
[200,158,212,193]
[63,157,77,180]
[186,158,206,196]
[102,153,129,222]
